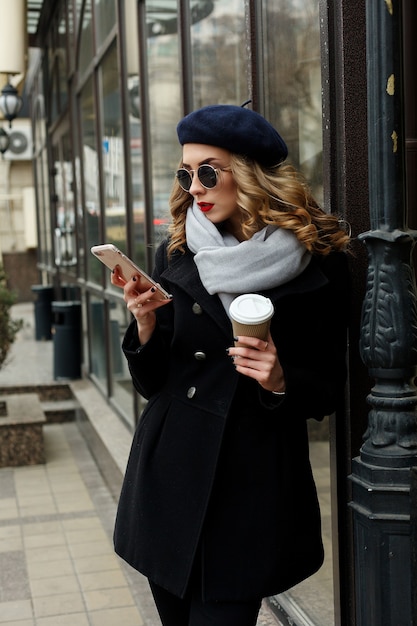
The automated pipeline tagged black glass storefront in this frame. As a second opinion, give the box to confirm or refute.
[28,1,417,624]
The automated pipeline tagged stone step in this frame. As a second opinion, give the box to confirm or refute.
[40,398,79,423]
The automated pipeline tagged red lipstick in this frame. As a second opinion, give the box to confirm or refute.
[198,203,214,213]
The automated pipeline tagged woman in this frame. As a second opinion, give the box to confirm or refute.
[111,104,350,626]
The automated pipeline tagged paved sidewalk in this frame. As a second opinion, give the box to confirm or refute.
[0,304,281,626]
[0,422,158,626]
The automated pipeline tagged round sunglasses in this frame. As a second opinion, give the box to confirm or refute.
[176,164,228,192]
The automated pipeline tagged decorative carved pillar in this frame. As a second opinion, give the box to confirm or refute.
[350,0,417,624]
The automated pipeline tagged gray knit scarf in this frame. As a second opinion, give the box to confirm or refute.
[185,200,312,315]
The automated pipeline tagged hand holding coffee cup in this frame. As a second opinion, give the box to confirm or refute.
[229,294,274,346]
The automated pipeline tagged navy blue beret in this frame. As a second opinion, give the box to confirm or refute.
[177,104,288,167]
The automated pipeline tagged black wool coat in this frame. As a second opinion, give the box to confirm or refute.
[113,240,350,602]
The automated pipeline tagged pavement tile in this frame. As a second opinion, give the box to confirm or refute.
[69,539,112,559]
[32,591,85,618]
[61,517,102,531]
[83,586,135,612]
[77,568,127,591]
[21,520,63,536]
[0,599,33,622]
[26,557,75,580]
[64,526,108,544]
[89,606,144,626]
[23,530,66,549]
[0,532,22,553]
[0,498,18,520]
[36,615,89,626]
[30,574,80,597]
[72,553,121,574]
[0,551,30,603]
[25,544,71,564]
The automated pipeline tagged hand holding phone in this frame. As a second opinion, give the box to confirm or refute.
[91,244,172,301]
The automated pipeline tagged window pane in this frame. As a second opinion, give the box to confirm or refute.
[57,5,68,113]
[261,5,330,623]
[94,0,116,49]
[75,154,85,277]
[33,84,50,268]
[191,0,247,107]
[42,148,53,267]
[35,149,49,266]
[80,78,101,282]
[79,0,94,77]
[146,0,181,248]
[75,0,84,35]
[53,134,77,270]
[128,102,147,266]
[276,420,334,626]
[262,0,323,203]
[124,0,147,265]
[101,43,127,262]
[109,300,138,429]
[89,295,106,384]
[67,0,76,74]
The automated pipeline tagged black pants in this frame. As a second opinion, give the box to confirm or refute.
[149,580,262,626]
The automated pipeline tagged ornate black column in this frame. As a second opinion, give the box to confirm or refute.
[350,1,417,624]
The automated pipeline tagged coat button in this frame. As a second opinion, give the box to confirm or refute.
[187,386,196,399]
[192,302,203,315]
[194,351,206,361]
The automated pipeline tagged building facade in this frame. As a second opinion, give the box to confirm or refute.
[0,1,416,624]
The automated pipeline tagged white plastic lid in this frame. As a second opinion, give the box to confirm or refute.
[229,294,274,324]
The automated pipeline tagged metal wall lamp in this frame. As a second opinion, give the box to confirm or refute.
[0,127,10,154]
[0,83,23,128]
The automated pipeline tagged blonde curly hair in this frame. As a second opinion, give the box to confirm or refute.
[167,154,350,258]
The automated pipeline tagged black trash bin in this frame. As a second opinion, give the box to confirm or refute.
[52,301,82,380]
[61,283,81,301]
[31,285,54,341]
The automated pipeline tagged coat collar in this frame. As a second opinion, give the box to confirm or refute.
[162,247,232,337]
[161,246,330,337]
[265,255,329,303]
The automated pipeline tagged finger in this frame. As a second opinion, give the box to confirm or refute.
[111,265,127,287]
[233,361,265,384]
[229,346,275,365]
[234,335,271,351]
[233,355,272,372]
[131,295,172,316]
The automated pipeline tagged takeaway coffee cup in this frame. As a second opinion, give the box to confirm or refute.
[229,294,274,345]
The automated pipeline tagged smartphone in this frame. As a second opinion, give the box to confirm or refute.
[91,244,172,301]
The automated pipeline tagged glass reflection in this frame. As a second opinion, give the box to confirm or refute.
[42,148,53,267]
[53,134,76,269]
[109,300,138,427]
[80,78,101,282]
[33,86,49,268]
[261,4,330,623]
[191,0,246,108]
[67,0,75,74]
[75,154,85,276]
[35,153,47,266]
[95,0,116,48]
[57,5,68,115]
[146,0,181,250]
[79,0,94,77]
[262,0,323,202]
[89,296,107,384]
[123,0,147,266]
[101,43,126,257]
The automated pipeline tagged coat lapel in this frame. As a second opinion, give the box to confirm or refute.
[161,249,233,339]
